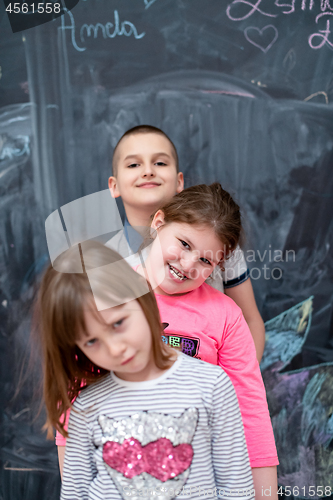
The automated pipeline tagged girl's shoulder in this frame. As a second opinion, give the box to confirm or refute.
[178,353,231,387]
[73,373,113,410]
[193,282,243,314]
[73,356,230,408]
[178,355,235,405]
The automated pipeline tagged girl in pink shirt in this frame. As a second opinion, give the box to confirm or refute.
[135,183,278,499]
[57,183,278,499]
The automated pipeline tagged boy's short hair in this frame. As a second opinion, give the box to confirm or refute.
[112,125,179,177]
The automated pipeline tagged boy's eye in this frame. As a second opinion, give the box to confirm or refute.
[155,161,167,166]
[180,240,190,249]
[200,257,212,266]
[128,163,140,168]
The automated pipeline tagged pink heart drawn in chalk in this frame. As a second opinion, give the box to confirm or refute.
[103,437,193,482]
[244,25,278,53]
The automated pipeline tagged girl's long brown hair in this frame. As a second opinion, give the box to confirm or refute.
[157,182,243,265]
[36,242,173,438]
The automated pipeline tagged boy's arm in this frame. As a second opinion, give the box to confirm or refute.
[211,370,254,499]
[224,279,265,362]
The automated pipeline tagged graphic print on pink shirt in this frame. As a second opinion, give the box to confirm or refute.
[162,332,201,358]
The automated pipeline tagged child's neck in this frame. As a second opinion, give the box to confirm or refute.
[124,205,155,232]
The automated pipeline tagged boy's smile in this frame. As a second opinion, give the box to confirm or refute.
[109,133,183,223]
[137,181,161,188]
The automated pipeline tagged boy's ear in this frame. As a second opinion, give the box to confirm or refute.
[109,176,120,198]
[176,172,184,194]
[151,210,165,230]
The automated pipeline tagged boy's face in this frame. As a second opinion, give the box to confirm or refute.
[109,133,184,214]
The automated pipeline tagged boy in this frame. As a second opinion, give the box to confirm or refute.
[57,127,277,499]
[106,125,265,362]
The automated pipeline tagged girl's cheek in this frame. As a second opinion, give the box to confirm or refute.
[202,268,214,280]
[166,245,179,261]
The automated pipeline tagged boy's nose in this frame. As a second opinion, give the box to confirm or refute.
[141,162,155,177]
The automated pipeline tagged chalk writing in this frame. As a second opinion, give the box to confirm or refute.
[226,0,277,21]
[226,0,333,52]
[244,25,278,52]
[59,8,145,52]
[144,0,158,9]
[309,17,333,48]
[301,0,315,9]
[275,0,295,15]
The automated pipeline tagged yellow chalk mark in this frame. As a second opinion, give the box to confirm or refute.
[297,298,313,333]
[257,81,267,88]
[250,79,267,88]
[4,462,45,472]
[304,91,329,104]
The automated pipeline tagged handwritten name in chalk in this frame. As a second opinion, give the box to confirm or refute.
[59,8,145,52]
[226,0,277,21]
[226,0,333,51]
[309,15,333,49]
[226,0,333,21]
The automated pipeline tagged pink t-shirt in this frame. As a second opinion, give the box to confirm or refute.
[156,283,278,468]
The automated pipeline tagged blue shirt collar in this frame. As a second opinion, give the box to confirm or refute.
[123,216,144,253]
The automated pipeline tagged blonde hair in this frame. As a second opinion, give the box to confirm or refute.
[36,242,173,437]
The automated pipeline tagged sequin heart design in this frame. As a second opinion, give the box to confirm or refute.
[103,437,193,482]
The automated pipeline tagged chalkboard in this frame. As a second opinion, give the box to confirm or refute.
[1,0,333,499]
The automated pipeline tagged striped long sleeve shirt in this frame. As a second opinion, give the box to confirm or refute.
[61,354,254,500]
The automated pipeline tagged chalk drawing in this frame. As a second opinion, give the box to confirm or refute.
[226,0,278,21]
[0,135,30,161]
[304,91,329,103]
[144,0,158,9]
[244,25,279,52]
[261,296,313,372]
[261,297,333,487]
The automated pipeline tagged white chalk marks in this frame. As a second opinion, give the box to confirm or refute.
[244,25,278,52]
[59,8,145,52]
[144,0,158,9]
[226,0,333,52]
